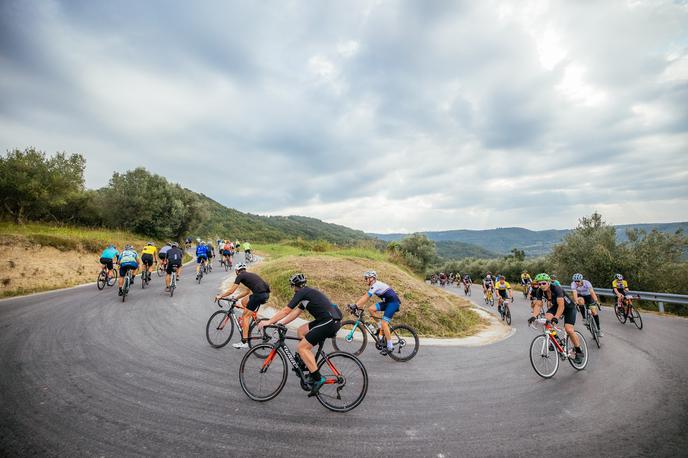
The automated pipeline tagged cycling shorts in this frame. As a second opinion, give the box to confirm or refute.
[141,254,154,266]
[497,289,509,299]
[547,304,576,326]
[119,263,138,277]
[166,263,180,275]
[579,294,594,306]
[246,292,269,312]
[100,257,114,270]
[375,301,400,323]
[158,252,167,260]
[196,255,208,264]
[305,318,340,346]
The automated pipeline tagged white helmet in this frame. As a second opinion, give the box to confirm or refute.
[363,270,377,279]
[235,263,247,272]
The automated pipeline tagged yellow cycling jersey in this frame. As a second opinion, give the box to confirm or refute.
[141,245,158,256]
[496,281,511,290]
[612,279,628,290]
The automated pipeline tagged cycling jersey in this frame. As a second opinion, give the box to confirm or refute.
[612,279,628,290]
[287,286,342,321]
[223,243,233,252]
[234,271,270,294]
[141,245,157,256]
[195,245,209,257]
[159,245,171,255]
[118,249,138,265]
[483,277,494,287]
[495,281,511,290]
[167,247,184,265]
[535,284,574,308]
[463,276,471,283]
[367,280,400,304]
[571,280,593,296]
[100,247,119,259]
[243,243,252,251]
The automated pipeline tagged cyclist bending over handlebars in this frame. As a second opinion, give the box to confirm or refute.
[354,270,402,356]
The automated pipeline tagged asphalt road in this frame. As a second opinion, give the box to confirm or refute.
[1,263,687,457]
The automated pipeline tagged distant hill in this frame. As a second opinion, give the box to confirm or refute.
[190,194,371,244]
[435,241,500,259]
[371,222,688,258]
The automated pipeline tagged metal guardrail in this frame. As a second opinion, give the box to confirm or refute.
[561,286,688,313]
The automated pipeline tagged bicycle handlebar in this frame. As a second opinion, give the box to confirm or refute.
[216,297,238,306]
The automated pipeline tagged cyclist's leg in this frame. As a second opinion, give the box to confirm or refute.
[380,302,400,350]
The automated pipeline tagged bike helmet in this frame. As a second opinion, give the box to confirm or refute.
[125,244,133,250]
[171,242,179,247]
[572,273,584,282]
[615,273,623,280]
[235,263,247,272]
[108,243,115,248]
[200,241,206,246]
[534,273,551,282]
[550,274,557,279]
[147,242,153,246]
[363,270,377,279]
[289,273,307,287]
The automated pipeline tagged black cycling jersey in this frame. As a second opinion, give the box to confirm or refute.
[287,286,342,321]
[234,271,270,294]
[166,247,184,265]
[535,284,574,308]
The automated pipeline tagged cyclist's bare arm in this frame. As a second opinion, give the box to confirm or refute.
[354,293,369,308]
[216,283,239,300]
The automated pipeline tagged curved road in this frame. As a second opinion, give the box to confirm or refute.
[1,263,687,457]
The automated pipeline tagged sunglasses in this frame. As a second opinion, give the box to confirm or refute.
[575,280,582,283]
[538,282,549,286]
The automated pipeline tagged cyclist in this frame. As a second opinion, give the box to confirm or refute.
[550,274,561,286]
[206,241,215,269]
[195,241,210,279]
[571,273,603,337]
[462,273,472,293]
[216,239,224,258]
[482,272,494,300]
[215,263,271,349]
[99,244,119,280]
[495,276,513,313]
[140,242,158,282]
[223,240,234,267]
[528,273,584,364]
[258,273,342,396]
[354,270,401,356]
[243,241,252,261]
[158,242,171,269]
[520,271,531,287]
[439,272,447,286]
[612,273,633,317]
[165,242,184,290]
[117,244,139,296]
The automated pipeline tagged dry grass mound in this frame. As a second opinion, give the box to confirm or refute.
[254,255,485,338]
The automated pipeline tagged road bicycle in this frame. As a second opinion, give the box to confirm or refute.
[239,324,368,412]
[206,298,271,355]
[528,318,588,378]
[157,262,165,277]
[244,251,254,263]
[614,294,643,330]
[497,296,513,325]
[580,303,601,348]
[96,264,117,290]
[196,260,208,284]
[463,282,471,296]
[141,265,153,289]
[121,269,134,302]
[521,281,531,299]
[485,288,495,307]
[331,304,419,362]
[168,265,178,297]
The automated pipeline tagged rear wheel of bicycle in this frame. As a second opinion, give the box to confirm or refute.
[141,271,146,289]
[97,271,107,290]
[631,307,643,330]
[108,269,118,286]
[331,320,367,355]
[316,351,368,412]
[239,345,288,402]
[589,317,600,348]
[206,310,234,348]
[614,304,627,324]
[157,265,164,277]
[387,324,419,362]
[529,334,559,378]
[505,306,512,325]
[567,331,588,370]
[248,318,273,358]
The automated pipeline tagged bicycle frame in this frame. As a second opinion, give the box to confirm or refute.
[345,309,385,345]
[216,298,257,334]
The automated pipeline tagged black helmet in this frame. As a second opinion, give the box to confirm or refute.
[289,273,307,287]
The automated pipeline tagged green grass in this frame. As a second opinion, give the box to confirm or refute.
[256,241,388,262]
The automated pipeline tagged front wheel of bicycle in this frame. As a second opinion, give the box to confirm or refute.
[239,345,288,402]
[614,304,627,324]
[387,324,419,362]
[630,307,643,330]
[505,306,512,325]
[567,331,588,370]
[529,334,559,378]
[248,318,274,358]
[589,317,600,349]
[331,320,367,355]
[315,351,368,412]
[97,271,107,290]
[206,310,234,348]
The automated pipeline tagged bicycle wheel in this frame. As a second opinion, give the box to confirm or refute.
[206,310,234,348]
[248,318,274,358]
[529,334,559,378]
[505,306,511,325]
[107,269,118,287]
[589,317,600,349]
[387,324,419,362]
[239,345,288,402]
[141,271,146,289]
[331,320,367,355]
[567,331,588,370]
[630,307,643,330]
[614,304,627,324]
[197,271,202,284]
[97,271,107,290]
[315,351,368,412]
[157,265,164,277]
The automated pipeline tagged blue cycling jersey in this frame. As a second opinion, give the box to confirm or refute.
[101,247,119,259]
[196,245,209,257]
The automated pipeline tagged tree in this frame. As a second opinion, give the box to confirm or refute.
[395,234,437,272]
[504,248,525,261]
[0,147,86,223]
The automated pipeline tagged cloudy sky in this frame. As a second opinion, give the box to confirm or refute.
[1,0,687,233]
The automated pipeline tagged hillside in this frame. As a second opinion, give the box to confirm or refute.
[191,194,371,244]
[372,222,688,257]
[435,240,499,259]
[253,244,484,337]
